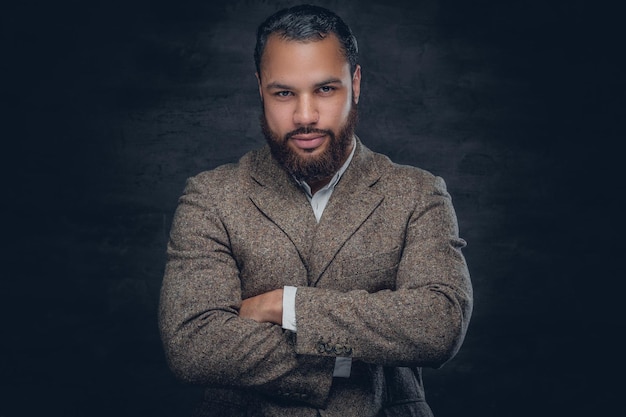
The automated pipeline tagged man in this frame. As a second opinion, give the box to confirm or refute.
[159,4,472,416]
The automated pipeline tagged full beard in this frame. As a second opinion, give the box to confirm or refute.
[261,104,358,183]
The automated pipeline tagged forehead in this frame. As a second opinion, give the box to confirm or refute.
[259,34,351,84]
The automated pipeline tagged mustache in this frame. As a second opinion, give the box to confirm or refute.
[285,126,334,140]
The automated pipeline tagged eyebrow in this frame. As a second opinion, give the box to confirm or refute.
[266,77,344,90]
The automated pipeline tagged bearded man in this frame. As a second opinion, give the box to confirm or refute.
[159,4,473,417]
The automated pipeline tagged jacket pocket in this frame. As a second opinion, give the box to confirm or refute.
[339,247,401,292]
[378,367,434,417]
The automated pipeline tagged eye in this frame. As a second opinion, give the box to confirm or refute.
[274,91,292,98]
[318,86,335,95]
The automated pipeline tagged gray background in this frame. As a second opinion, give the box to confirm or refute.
[2,0,623,416]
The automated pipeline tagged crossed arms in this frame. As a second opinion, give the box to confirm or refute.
[158,171,473,407]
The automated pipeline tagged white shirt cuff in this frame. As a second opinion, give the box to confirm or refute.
[333,357,352,378]
[282,286,351,377]
[282,286,297,331]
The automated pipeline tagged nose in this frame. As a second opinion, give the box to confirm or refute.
[293,95,319,126]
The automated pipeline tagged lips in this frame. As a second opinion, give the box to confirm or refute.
[289,133,327,150]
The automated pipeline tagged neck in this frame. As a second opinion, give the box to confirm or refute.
[307,177,333,195]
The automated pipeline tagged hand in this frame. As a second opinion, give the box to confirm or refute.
[239,288,283,325]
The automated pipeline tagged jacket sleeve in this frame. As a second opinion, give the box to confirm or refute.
[158,175,335,408]
[293,176,473,368]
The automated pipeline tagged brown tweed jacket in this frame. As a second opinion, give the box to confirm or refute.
[159,139,473,417]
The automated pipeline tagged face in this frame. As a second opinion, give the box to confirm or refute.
[257,33,361,184]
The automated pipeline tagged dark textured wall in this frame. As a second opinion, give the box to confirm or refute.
[2,0,623,416]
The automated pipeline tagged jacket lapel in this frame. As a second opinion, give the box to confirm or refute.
[247,141,385,286]
[308,141,384,286]
[247,146,317,269]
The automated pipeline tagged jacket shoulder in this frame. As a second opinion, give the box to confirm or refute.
[183,149,259,197]
[368,150,446,197]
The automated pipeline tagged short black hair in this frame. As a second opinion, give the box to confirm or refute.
[254,4,358,76]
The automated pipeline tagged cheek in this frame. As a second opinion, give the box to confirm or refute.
[323,98,351,128]
[264,103,292,133]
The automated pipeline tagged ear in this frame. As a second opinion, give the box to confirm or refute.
[352,65,362,104]
[255,72,263,101]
